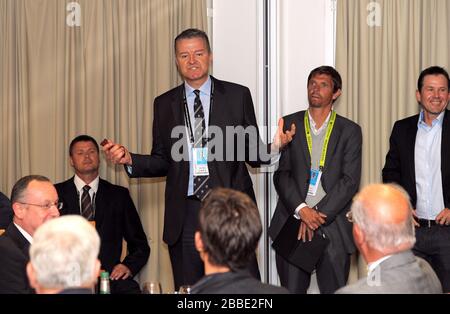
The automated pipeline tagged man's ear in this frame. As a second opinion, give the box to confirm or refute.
[26,262,38,291]
[332,89,342,101]
[353,223,365,247]
[12,202,25,219]
[194,231,204,252]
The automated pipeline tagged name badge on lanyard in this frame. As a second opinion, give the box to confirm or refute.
[308,169,322,196]
[193,147,209,176]
[304,111,336,197]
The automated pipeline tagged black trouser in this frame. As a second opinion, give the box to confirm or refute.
[169,197,260,290]
[276,247,350,294]
[413,224,450,293]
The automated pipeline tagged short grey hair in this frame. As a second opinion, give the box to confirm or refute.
[351,184,416,252]
[29,215,100,289]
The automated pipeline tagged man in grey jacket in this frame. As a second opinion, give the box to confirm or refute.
[336,184,442,294]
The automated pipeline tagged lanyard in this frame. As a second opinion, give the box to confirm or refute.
[304,110,336,171]
[182,81,215,144]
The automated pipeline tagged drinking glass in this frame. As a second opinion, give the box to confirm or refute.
[142,281,162,294]
[178,285,191,294]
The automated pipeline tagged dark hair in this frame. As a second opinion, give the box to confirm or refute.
[198,188,262,271]
[10,175,51,204]
[174,28,211,53]
[69,135,99,156]
[417,66,450,91]
[307,66,342,93]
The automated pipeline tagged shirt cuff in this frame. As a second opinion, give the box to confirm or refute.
[125,165,133,175]
[294,203,308,220]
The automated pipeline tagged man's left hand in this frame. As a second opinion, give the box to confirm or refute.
[435,208,450,226]
[110,264,132,280]
[271,118,296,153]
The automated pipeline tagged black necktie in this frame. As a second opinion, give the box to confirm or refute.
[193,90,210,200]
[81,185,93,220]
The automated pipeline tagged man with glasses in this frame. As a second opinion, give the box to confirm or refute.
[336,184,442,294]
[0,175,60,293]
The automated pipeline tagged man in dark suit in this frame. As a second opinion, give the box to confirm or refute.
[0,191,13,229]
[191,188,289,294]
[0,175,60,294]
[336,184,442,294]
[27,215,101,294]
[269,66,362,294]
[382,65,450,293]
[103,28,295,289]
[55,135,150,294]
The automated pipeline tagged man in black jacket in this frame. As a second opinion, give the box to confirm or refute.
[0,175,60,294]
[0,191,12,229]
[191,188,288,294]
[382,66,450,292]
[55,135,150,294]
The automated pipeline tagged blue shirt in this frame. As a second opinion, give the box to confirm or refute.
[414,110,445,220]
[185,76,212,196]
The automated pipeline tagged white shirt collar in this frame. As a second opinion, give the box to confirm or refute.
[367,255,392,273]
[14,223,33,244]
[308,109,333,135]
[74,175,100,193]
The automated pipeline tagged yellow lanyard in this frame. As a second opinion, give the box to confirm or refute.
[304,110,336,171]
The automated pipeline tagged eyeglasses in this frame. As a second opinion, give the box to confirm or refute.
[18,201,63,211]
[346,211,353,223]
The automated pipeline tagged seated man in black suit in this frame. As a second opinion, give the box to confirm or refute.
[191,188,289,294]
[0,175,61,294]
[27,215,101,294]
[55,135,150,294]
[0,191,13,229]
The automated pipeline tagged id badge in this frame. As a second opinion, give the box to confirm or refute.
[307,169,322,196]
[193,147,209,176]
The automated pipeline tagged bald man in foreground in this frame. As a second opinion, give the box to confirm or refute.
[336,184,442,294]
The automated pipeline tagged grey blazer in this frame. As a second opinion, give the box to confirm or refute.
[335,250,443,294]
[269,110,362,283]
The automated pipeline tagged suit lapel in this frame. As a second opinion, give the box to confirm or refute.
[298,111,311,168]
[94,180,107,229]
[441,110,450,183]
[321,115,340,173]
[406,117,418,187]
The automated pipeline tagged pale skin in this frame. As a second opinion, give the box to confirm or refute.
[70,141,132,280]
[414,74,450,226]
[298,73,342,241]
[194,231,230,275]
[352,184,413,263]
[102,37,295,167]
[12,180,60,236]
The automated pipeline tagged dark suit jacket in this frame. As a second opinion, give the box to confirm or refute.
[336,250,442,294]
[382,110,450,208]
[55,178,150,276]
[0,223,34,294]
[128,76,270,246]
[0,191,12,229]
[191,270,289,294]
[269,110,361,281]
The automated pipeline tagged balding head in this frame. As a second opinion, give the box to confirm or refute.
[351,184,415,255]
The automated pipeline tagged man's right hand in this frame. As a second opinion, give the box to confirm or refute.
[299,206,327,230]
[102,140,132,165]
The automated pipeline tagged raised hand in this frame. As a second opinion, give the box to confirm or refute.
[271,118,296,153]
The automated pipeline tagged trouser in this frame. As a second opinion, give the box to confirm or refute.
[276,246,350,294]
[413,224,450,293]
